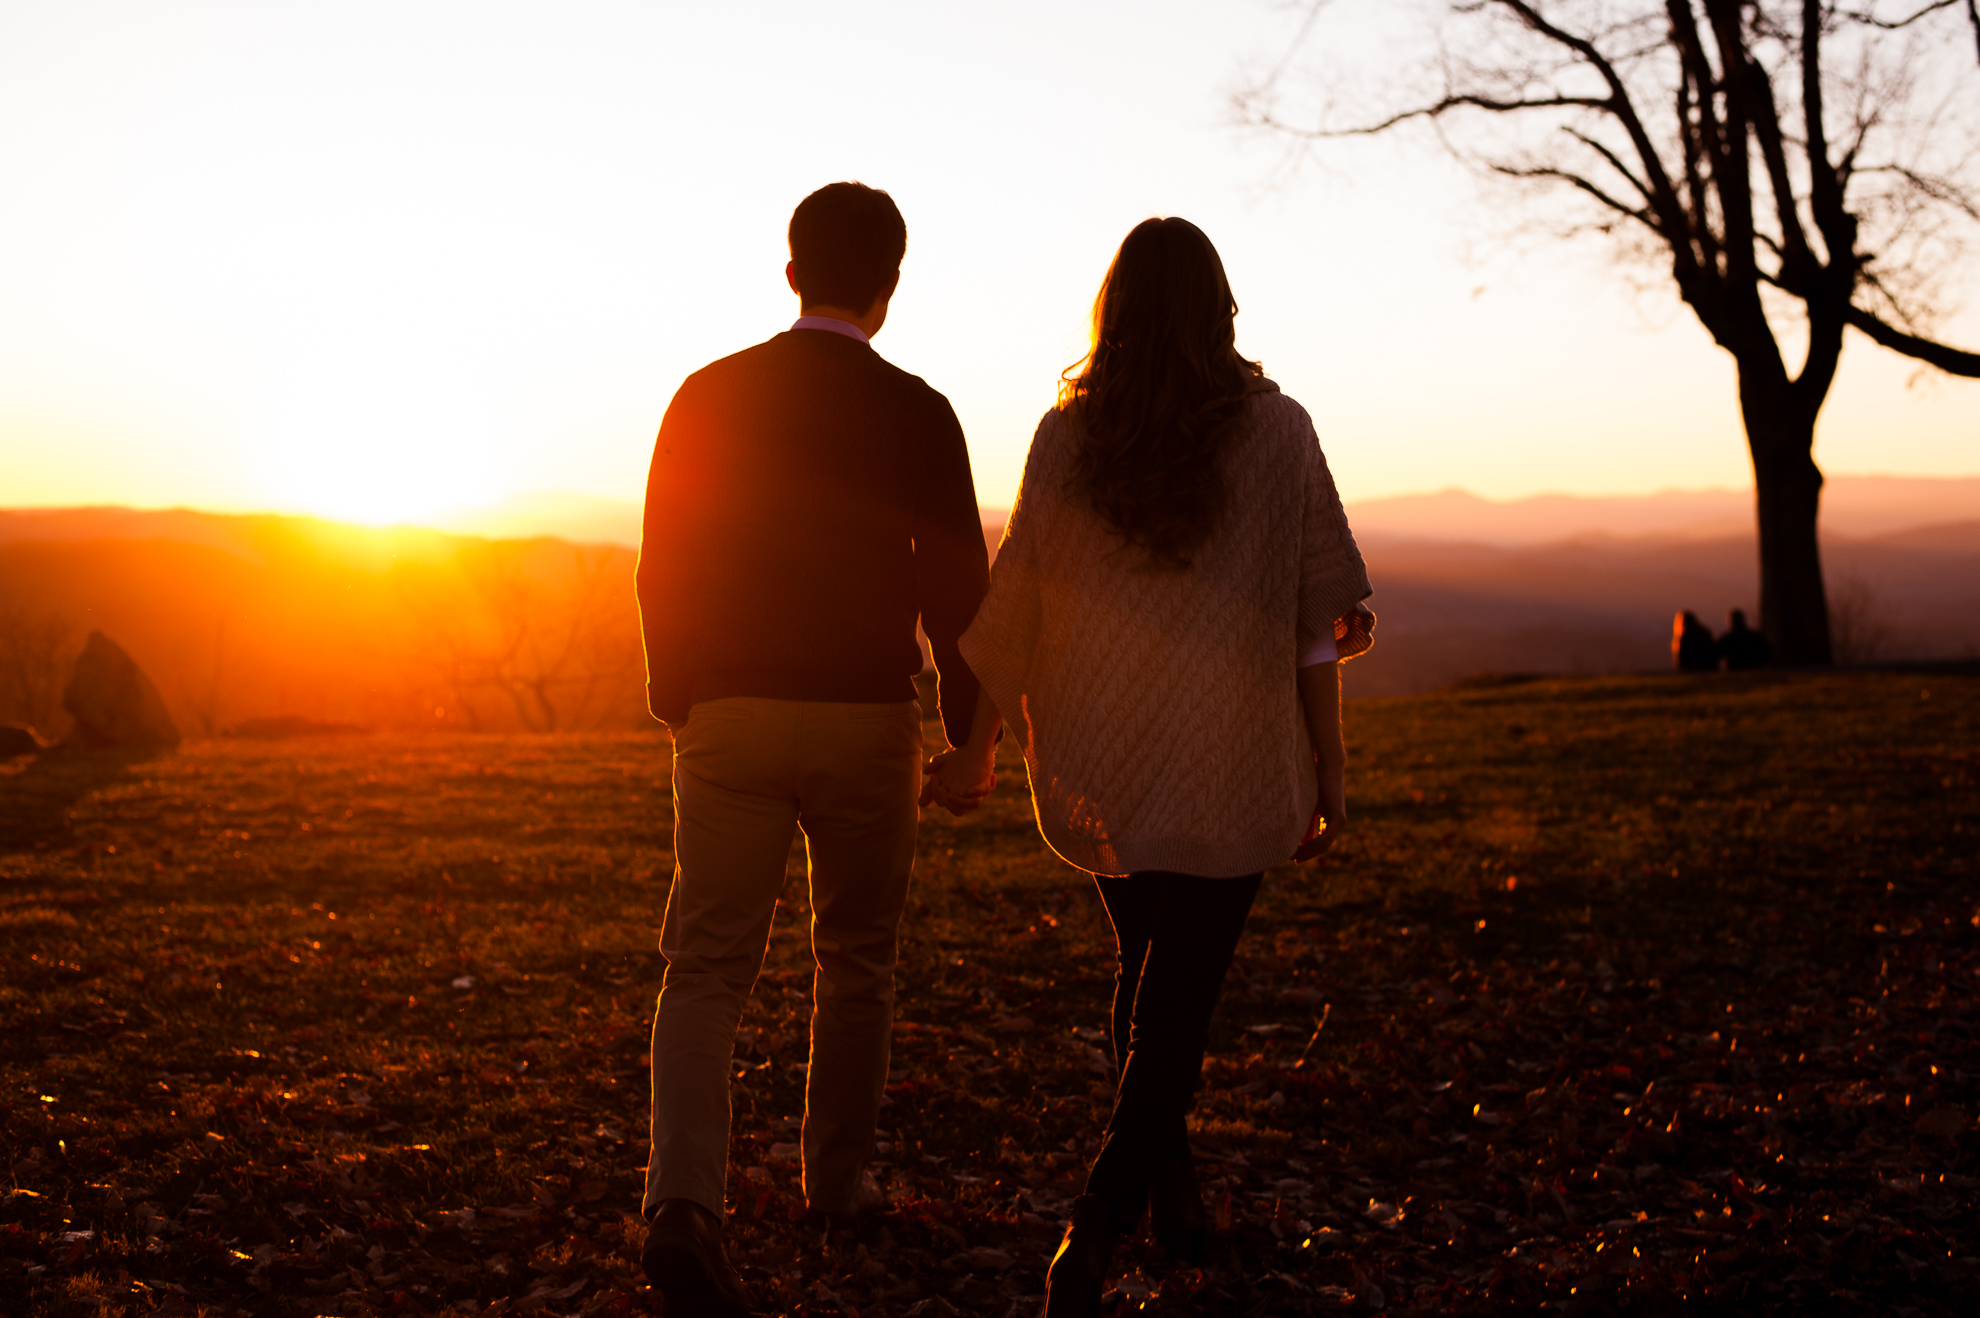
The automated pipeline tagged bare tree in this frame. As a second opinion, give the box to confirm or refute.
[1826,570,1896,660]
[391,559,489,729]
[1240,0,1980,664]
[456,542,638,733]
[178,614,233,738]
[394,542,644,733]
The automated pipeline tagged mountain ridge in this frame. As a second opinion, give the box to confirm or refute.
[1343,475,1980,545]
[2,492,1974,725]
[12,473,1968,549]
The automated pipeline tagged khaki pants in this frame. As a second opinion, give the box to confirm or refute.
[643,696,923,1219]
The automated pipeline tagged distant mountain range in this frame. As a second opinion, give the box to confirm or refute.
[0,509,645,739]
[17,474,1950,552]
[2,474,1975,725]
[428,490,644,546]
[403,474,1978,548]
[1339,522,1980,696]
[1343,475,1980,545]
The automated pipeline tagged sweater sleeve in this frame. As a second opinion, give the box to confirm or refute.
[1293,407,1376,662]
[635,375,706,727]
[911,390,991,748]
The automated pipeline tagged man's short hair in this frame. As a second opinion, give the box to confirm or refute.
[789,182,906,313]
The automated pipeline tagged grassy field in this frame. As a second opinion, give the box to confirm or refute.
[1,670,1975,1316]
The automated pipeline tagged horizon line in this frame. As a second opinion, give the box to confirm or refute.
[6,468,1979,529]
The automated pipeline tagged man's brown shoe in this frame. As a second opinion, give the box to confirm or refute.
[642,1198,758,1318]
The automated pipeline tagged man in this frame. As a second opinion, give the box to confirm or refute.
[633,182,988,1318]
[1718,608,1772,671]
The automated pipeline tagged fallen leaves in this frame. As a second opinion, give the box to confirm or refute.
[0,673,1975,1314]
[1915,1108,1970,1139]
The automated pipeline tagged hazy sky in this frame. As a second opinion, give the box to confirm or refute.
[3,0,1975,525]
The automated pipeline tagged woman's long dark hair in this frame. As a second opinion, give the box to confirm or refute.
[1060,217,1262,567]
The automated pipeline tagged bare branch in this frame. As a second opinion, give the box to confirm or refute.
[1673,34,1723,276]
[1839,0,1961,26]
[1802,0,1857,267]
[1563,127,1657,202]
[1748,60,1816,269]
[1491,161,1658,228]
[1490,0,1696,253]
[1258,92,1613,139]
[1698,1,1763,285]
[1844,303,1980,373]
[1248,0,1334,102]
[1840,0,1980,63]
[1856,163,1980,222]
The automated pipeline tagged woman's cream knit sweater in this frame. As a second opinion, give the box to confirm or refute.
[958,381,1373,878]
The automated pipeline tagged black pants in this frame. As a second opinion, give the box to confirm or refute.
[1083,869,1262,1233]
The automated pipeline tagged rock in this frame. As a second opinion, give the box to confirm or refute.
[0,723,44,758]
[61,631,181,752]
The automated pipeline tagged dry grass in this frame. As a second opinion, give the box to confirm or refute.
[1,670,1975,1316]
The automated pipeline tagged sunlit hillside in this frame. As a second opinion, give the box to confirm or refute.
[4,494,1977,741]
[0,509,644,741]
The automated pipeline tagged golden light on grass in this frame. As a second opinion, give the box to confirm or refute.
[2,670,1974,1311]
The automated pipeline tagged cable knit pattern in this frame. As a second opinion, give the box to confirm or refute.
[958,381,1373,878]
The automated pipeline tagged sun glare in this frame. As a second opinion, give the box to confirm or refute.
[259,435,491,527]
[250,382,515,527]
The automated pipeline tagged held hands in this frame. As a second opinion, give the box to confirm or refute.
[923,691,1004,817]
[920,745,996,816]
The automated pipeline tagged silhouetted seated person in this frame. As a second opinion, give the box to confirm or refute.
[1718,609,1772,670]
[1672,610,1717,673]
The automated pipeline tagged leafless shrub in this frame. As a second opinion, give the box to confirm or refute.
[0,609,81,737]
[394,543,644,733]
[178,614,235,738]
[1828,573,1896,664]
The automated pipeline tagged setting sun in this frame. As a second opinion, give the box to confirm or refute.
[247,379,519,527]
[2,5,1977,1315]
[3,1,1975,522]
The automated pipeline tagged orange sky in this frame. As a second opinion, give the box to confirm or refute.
[2,1,1975,525]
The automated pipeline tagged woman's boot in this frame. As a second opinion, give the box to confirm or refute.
[1147,1151,1206,1261]
[1042,1195,1117,1318]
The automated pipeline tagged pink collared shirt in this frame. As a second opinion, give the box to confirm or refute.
[791,315,869,344]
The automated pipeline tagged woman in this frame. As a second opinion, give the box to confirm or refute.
[924,217,1373,1316]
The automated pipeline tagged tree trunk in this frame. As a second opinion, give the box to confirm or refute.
[1741,376,1833,666]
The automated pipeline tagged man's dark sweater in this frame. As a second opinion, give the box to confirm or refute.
[636,328,989,746]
